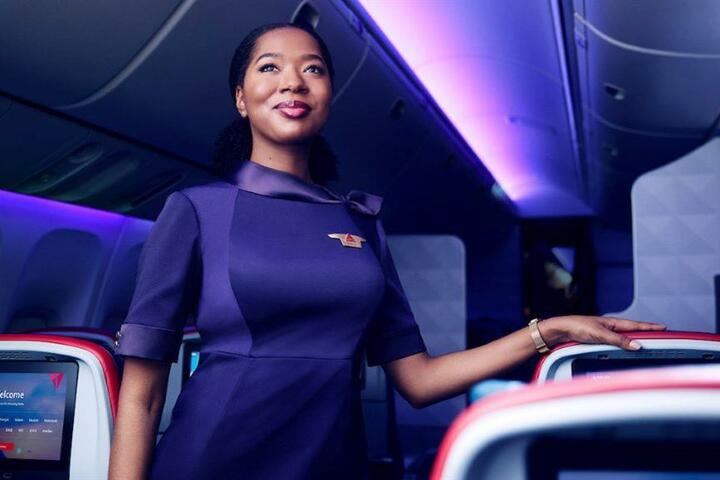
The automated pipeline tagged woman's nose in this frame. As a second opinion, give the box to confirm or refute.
[280,68,308,93]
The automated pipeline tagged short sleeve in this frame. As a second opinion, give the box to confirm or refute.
[365,218,427,367]
[114,191,201,362]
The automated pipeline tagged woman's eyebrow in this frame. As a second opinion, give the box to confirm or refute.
[255,52,325,64]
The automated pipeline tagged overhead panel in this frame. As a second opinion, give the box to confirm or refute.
[584,0,720,54]
[587,122,702,228]
[357,0,590,216]
[0,1,183,106]
[573,0,719,226]
[53,0,367,166]
[579,11,720,134]
[0,101,213,219]
[323,46,420,197]
[0,101,89,189]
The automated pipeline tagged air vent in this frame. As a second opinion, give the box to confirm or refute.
[53,151,141,201]
[491,182,507,201]
[113,171,185,212]
[603,83,626,101]
[602,143,619,157]
[292,2,320,30]
[506,115,558,135]
[16,143,104,194]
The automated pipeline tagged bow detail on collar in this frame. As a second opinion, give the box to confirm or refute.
[341,190,383,216]
[226,160,383,216]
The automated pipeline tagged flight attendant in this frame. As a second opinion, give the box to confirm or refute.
[108,22,666,480]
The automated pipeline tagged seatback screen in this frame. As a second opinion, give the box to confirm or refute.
[560,472,720,479]
[0,361,78,469]
[571,358,720,379]
[182,341,201,383]
[528,438,720,480]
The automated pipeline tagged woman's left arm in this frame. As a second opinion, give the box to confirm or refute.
[385,316,666,409]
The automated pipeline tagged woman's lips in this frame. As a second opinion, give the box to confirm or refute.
[277,106,310,119]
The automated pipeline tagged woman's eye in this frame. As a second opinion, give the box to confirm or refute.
[259,63,278,72]
[259,63,324,74]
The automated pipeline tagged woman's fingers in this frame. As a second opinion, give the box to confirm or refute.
[600,328,642,351]
[602,316,666,332]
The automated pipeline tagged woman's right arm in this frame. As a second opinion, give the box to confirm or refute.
[108,358,171,480]
[108,191,201,477]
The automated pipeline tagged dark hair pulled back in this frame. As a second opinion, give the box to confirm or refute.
[211,22,339,185]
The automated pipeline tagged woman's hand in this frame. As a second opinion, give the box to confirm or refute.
[538,316,667,351]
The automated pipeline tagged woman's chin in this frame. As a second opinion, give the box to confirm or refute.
[272,129,320,146]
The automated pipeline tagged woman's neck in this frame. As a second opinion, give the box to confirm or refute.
[249,143,313,184]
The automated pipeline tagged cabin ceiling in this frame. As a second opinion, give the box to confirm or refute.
[0,0,504,235]
[357,0,720,225]
[0,0,719,231]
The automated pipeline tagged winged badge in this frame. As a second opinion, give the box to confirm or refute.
[328,233,366,248]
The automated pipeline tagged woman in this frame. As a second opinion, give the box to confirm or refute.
[108,22,665,480]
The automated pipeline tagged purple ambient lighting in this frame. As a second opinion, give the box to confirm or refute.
[356,0,525,200]
[356,0,589,215]
[0,188,138,231]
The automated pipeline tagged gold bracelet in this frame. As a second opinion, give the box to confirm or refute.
[528,318,550,354]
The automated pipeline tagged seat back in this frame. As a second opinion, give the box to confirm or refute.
[533,331,720,382]
[360,359,403,477]
[0,334,119,480]
[23,327,117,357]
[159,328,200,435]
[432,365,720,480]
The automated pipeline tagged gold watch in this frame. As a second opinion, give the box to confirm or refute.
[528,317,550,354]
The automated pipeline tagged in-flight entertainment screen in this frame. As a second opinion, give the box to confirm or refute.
[528,439,720,480]
[559,472,720,479]
[571,357,720,379]
[182,341,202,382]
[0,361,78,466]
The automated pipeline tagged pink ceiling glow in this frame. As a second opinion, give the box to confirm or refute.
[356,0,590,215]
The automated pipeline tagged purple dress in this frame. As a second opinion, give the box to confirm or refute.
[114,159,427,479]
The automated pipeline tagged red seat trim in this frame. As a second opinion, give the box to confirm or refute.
[431,365,720,480]
[0,334,119,420]
[532,330,720,381]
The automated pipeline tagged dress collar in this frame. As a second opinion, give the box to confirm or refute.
[225,159,382,216]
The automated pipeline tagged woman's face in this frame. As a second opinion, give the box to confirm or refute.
[236,27,332,147]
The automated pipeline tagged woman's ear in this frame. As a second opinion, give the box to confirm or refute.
[235,86,247,118]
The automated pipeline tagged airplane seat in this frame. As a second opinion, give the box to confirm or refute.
[3,229,104,335]
[5,311,55,333]
[533,331,720,383]
[431,364,720,480]
[158,327,200,437]
[22,327,123,382]
[360,360,404,479]
[0,334,119,480]
[22,327,118,358]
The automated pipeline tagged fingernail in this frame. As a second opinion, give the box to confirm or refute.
[629,340,642,350]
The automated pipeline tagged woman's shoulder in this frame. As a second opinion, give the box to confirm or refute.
[174,180,237,207]
[179,179,235,195]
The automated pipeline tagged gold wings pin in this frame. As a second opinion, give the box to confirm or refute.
[328,233,366,248]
